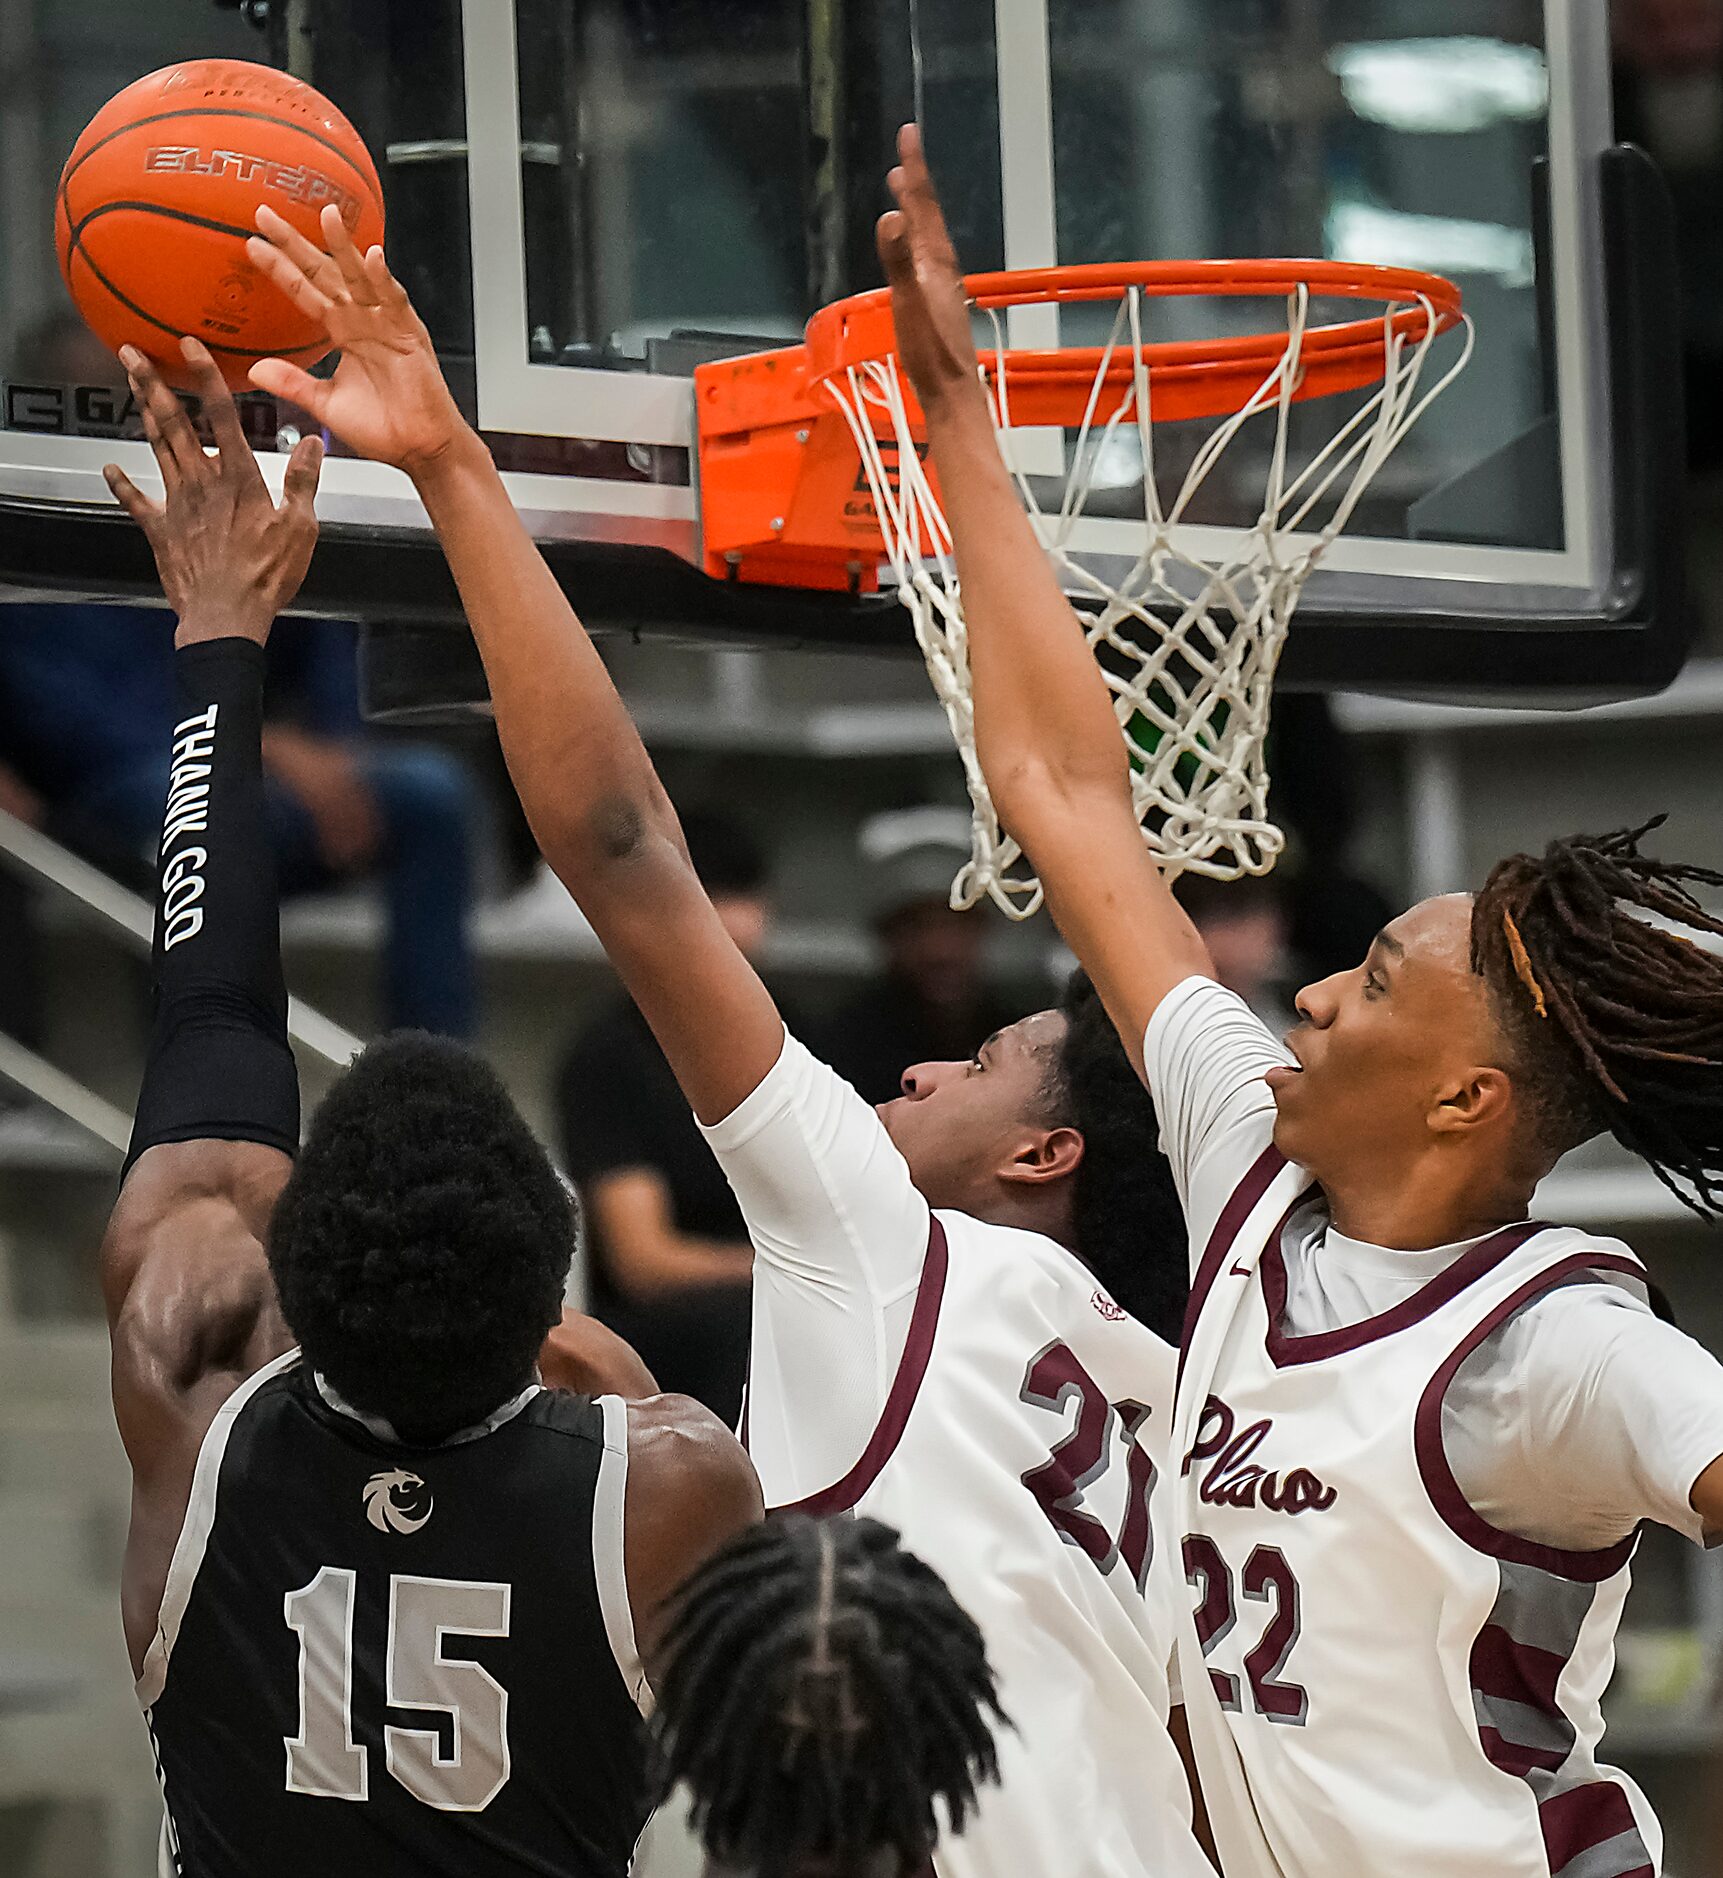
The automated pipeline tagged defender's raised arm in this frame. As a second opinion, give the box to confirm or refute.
[247,204,783,1127]
[876,125,1212,1070]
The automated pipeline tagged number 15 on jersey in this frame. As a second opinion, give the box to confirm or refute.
[284,1568,512,1811]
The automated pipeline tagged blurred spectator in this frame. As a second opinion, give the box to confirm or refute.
[1175,873,1296,1035]
[554,812,770,1425]
[3,311,476,1035]
[818,807,1022,1105]
[0,604,477,1036]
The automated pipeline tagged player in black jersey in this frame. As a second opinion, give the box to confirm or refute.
[98,340,762,1878]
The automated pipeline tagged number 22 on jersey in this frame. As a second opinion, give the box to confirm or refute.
[284,1568,511,1811]
[1182,1536,1307,1724]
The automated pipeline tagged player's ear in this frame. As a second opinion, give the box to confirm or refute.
[1002,1125,1085,1186]
[1430,1065,1513,1137]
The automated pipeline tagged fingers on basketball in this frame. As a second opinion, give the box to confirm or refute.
[179,339,256,469]
[319,203,378,306]
[245,223,336,323]
[124,348,206,486]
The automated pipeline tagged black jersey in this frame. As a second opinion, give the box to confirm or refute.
[142,1353,651,1878]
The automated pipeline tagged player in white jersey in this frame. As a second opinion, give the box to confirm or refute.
[874,124,1723,1877]
[247,205,1215,1878]
[701,1017,1200,1878]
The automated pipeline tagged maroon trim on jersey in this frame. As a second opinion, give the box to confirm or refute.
[1259,1219,1545,1368]
[1471,1619,1568,1715]
[1177,1146,1288,1389]
[1476,1721,1569,1780]
[774,1217,949,1516]
[1412,1253,1649,1581]
[1539,1782,1655,1878]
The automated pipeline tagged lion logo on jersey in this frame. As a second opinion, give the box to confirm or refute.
[362,1469,433,1534]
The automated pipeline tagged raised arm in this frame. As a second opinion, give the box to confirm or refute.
[99,340,322,1669]
[876,126,1213,1070]
[246,208,782,1125]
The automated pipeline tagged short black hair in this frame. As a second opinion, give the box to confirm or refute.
[683,810,769,898]
[1041,972,1188,1344]
[1473,818,1723,1216]
[656,1515,1005,1878]
[268,1032,574,1442]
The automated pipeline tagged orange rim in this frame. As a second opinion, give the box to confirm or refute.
[806,258,1465,427]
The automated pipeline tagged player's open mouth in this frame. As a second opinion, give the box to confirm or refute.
[1264,1064,1301,1093]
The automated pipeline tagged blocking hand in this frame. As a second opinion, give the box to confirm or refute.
[876,123,986,416]
[246,202,468,478]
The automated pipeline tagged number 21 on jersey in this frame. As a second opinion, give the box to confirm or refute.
[1018,1339,1158,1590]
[284,1568,511,1811]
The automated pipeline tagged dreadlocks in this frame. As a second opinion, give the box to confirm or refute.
[1472,816,1723,1218]
[654,1514,1006,1878]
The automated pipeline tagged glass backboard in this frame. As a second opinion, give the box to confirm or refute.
[0,0,1688,713]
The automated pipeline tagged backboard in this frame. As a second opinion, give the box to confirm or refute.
[0,0,1687,716]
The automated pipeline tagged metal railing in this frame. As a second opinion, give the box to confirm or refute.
[0,806,363,1157]
[0,807,361,1068]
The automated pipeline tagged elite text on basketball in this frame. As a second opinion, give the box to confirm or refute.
[143,146,362,224]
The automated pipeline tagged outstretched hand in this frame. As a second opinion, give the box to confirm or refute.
[246,203,467,476]
[105,339,322,648]
[876,123,986,416]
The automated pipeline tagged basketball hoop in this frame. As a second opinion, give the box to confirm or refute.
[694,260,1471,916]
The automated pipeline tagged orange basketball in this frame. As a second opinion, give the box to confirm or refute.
[56,58,385,391]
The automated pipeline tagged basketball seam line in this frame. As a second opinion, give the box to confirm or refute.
[70,200,259,245]
[65,235,323,361]
[60,105,380,210]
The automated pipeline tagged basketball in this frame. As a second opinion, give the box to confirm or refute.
[56,58,384,390]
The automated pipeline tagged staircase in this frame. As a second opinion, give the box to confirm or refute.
[0,1323,161,1878]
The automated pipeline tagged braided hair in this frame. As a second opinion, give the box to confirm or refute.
[654,1514,1006,1878]
[1471,817,1723,1218]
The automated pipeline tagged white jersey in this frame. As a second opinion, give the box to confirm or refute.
[702,1030,1208,1878]
[1150,979,1674,1878]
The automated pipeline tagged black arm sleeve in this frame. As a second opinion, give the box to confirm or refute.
[124,637,300,1176]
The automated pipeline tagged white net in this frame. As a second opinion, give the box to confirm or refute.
[823,283,1473,919]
